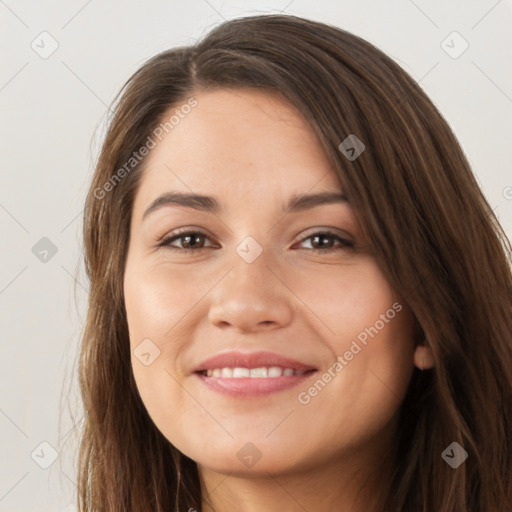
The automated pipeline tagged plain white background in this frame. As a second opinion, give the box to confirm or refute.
[1,1,511,510]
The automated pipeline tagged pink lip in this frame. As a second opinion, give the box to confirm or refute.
[193,350,317,373]
[193,350,317,398]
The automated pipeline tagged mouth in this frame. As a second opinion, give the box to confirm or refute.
[193,351,318,397]
[198,366,311,378]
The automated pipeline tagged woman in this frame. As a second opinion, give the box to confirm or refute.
[78,13,512,512]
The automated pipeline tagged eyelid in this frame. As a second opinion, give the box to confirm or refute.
[295,226,354,245]
[156,226,210,243]
[156,227,216,250]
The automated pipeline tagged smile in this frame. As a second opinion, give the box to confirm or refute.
[201,366,309,378]
[192,350,318,397]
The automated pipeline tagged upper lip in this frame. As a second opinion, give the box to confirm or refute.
[193,351,317,373]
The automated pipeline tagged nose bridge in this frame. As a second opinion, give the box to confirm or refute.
[231,242,275,291]
[207,238,294,331]
[228,230,276,286]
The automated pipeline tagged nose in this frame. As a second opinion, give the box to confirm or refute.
[207,251,295,334]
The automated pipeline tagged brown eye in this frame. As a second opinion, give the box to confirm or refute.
[297,231,354,252]
[157,231,214,252]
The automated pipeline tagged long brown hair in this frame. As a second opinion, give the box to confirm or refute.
[78,13,512,511]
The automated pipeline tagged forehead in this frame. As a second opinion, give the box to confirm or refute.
[133,88,342,213]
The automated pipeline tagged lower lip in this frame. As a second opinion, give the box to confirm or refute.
[195,371,317,397]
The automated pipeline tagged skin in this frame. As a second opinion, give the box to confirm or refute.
[123,88,434,512]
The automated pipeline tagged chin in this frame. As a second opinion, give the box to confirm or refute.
[195,452,301,478]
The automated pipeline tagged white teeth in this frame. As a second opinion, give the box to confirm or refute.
[250,367,268,377]
[232,367,250,378]
[268,366,283,377]
[203,366,307,378]
[221,367,233,378]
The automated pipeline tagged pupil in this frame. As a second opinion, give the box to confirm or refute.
[184,234,201,248]
[314,234,331,248]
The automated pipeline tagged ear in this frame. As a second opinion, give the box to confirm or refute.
[413,342,434,370]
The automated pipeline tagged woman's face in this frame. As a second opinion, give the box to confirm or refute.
[123,88,417,476]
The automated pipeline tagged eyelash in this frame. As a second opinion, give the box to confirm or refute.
[156,229,354,254]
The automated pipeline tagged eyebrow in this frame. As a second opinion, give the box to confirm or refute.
[142,190,348,221]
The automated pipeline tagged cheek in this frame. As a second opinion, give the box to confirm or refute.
[124,263,199,334]
[123,257,216,359]
[292,312,415,462]
[285,256,406,345]
[123,259,212,435]
[290,260,416,435]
